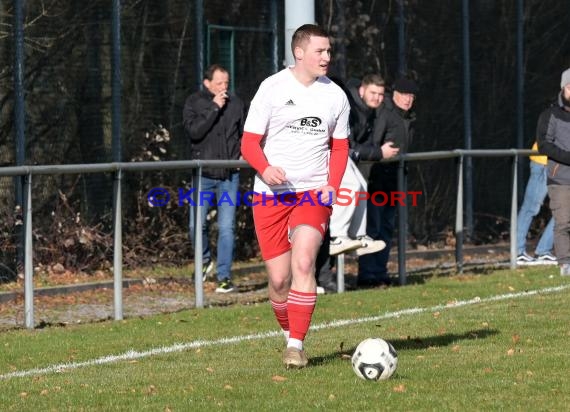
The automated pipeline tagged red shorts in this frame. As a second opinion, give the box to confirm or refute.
[252,191,332,260]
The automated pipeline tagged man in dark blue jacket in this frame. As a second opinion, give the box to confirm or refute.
[537,68,570,276]
[357,77,417,288]
[183,64,245,292]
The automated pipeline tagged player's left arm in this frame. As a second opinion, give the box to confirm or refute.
[316,137,348,205]
[317,93,351,204]
[328,137,349,192]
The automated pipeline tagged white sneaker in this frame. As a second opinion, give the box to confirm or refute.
[329,236,362,255]
[356,235,386,256]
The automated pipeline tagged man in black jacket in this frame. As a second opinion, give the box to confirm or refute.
[329,74,396,257]
[183,64,245,293]
[357,77,417,287]
[537,68,570,276]
[315,74,399,293]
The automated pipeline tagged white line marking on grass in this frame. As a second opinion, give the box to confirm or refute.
[311,284,570,331]
[1,284,569,381]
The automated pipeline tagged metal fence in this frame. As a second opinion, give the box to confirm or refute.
[0,148,535,329]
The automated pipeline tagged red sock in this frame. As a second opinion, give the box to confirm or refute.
[271,299,289,332]
[287,289,317,341]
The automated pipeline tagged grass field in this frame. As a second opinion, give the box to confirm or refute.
[1,265,569,411]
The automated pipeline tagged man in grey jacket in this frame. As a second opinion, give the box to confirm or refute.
[183,64,245,292]
[537,68,570,276]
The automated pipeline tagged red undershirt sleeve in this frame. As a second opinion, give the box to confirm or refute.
[241,131,270,175]
[328,137,349,192]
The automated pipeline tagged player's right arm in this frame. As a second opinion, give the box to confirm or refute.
[241,132,286,185]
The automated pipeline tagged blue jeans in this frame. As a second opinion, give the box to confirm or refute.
[189,173,239,281]
[516,161,554,256]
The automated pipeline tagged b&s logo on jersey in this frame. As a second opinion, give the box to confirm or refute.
[295,117,321,127]
[287,117,326,135]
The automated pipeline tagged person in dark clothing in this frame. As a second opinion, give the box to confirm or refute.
[315,74,399,293]
[183,64,245,293]
[537,68,570,276]
[357,77,417,287]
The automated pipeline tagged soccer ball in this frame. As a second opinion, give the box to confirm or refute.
[351,338,398,381]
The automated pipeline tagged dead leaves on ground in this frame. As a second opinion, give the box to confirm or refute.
[272,375,287,382]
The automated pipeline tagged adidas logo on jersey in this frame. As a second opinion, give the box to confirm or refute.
[285,99,295,106]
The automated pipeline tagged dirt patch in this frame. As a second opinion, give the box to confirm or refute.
[0,270,271,330]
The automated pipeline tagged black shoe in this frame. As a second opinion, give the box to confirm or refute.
[537,253,557,264]
[516,252,536,265]
[320,281,338,294]
[215,279,235,293]
[357,278,391,289]
[192,260,215,281]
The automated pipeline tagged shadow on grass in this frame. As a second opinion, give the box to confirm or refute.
[310,328,499,366]
[388,328,499,350]
[385,264,505,287]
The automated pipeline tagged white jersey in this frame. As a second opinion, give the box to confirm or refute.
[244,68,350,194]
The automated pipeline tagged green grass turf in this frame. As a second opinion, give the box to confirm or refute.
[0,265,569,411]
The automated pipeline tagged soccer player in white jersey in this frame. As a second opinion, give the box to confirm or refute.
[241,24,350,369]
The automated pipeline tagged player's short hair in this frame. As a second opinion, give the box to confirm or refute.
[203,64,228,81]
[291,24,330,56]
[361,74,385,88]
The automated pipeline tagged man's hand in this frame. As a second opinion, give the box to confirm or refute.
[213,91,228,108]
[314,185,336,205]
[261,166,287,185]
[381,142,400,159]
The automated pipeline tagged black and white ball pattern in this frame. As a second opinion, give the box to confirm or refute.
[351,338,398,381]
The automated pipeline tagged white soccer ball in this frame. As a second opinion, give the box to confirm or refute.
[351,338,398,381]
